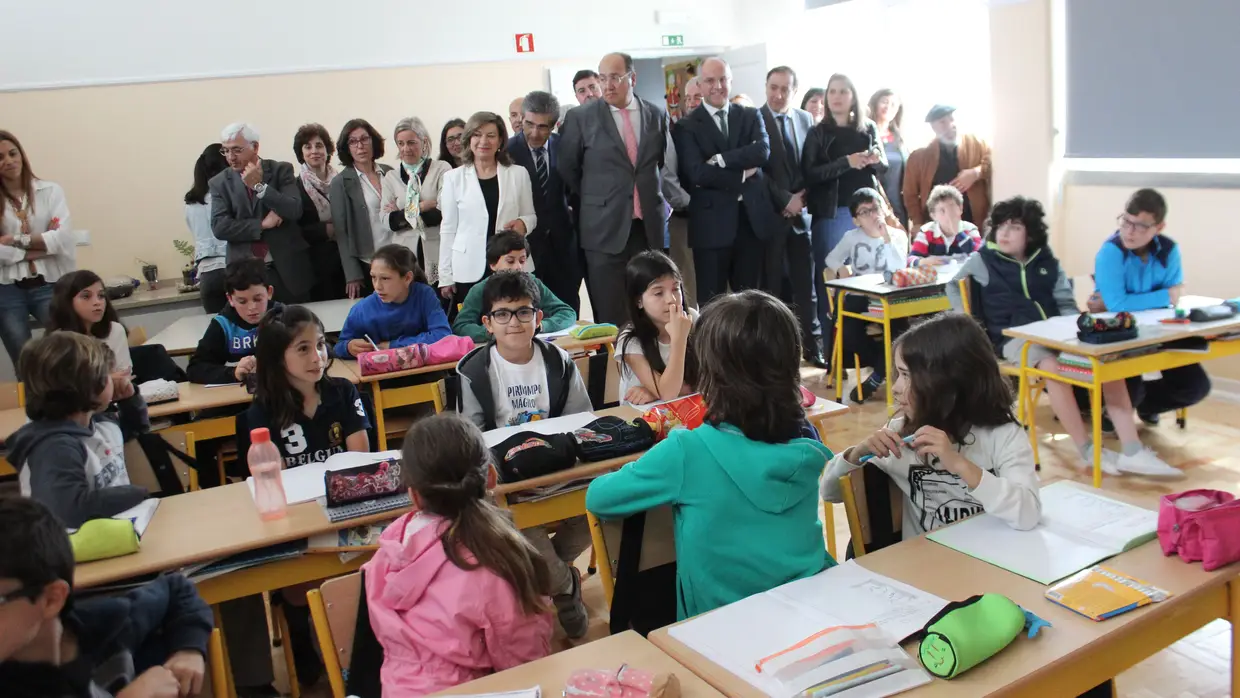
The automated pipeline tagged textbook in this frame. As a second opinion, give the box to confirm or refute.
[1044,565,1170,621]
[926,481,1157,585]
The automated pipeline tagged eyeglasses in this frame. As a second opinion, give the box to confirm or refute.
[348,137,372,148]
[1116,215,1156,233]
[487,306,536,324]
[445,135,464,144]
[219,146,249,157]
[854,205,881,218]
[599,72,632,86]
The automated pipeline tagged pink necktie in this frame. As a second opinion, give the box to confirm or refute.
[620,108,642,220]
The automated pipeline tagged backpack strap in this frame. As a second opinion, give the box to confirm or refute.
[135,433,198,496]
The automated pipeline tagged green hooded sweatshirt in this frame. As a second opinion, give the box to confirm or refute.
[585,423,836,620]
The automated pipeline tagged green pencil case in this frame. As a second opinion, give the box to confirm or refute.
[917,593,1049,679]
[70,518,140,563]
[569,323,618,340]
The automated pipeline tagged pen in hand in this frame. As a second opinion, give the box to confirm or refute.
[364,334,380,352]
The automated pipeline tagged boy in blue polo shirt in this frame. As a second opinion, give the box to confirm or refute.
[1092,188,1210,431]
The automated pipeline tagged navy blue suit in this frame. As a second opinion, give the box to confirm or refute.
[760,104,817,351]
[508,132,583,312]
[675,102,773,304]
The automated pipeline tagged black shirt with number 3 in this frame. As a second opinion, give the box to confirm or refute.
[236,377,371,472]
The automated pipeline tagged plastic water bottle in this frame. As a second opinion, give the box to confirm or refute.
[248,428,287,521]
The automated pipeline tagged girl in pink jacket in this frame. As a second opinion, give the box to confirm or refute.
[363,413,554,696]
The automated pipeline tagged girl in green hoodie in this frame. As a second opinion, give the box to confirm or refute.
[586,290,835,620]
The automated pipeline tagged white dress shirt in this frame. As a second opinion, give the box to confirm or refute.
[0,179,76,284]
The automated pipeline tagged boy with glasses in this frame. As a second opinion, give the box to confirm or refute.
[452,232,577,343]
[1090,187,1210,431]
[455,269,594,639]
[0,497,212,698]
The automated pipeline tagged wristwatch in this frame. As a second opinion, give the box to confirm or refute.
[16,234,30,249]
[253,183,268,196]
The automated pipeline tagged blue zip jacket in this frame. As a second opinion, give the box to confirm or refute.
[1094,231,1182,312]
[333,283,451,358]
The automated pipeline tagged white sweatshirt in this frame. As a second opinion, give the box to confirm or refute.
[824,226,908,275]
[820,418,1041,539]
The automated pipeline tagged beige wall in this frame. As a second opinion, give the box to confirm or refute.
[0,58,587,281]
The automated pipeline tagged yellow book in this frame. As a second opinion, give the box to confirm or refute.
[1044,565,1170,621]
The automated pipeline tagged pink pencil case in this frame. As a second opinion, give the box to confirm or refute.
[357,335,474,376]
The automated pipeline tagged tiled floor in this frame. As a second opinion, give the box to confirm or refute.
[274,368,1238,698]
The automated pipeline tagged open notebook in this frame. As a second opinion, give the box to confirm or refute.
[668,561,944,698]
[926,481,1158,585]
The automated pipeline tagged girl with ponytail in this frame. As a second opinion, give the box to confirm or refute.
[363,413,553,694]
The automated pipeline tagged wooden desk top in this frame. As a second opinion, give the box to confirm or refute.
[74,480,396,590]
[650,534,1235,697]
[436,631,724,697]
[146,363,359,419]
[1003,296,1240,357]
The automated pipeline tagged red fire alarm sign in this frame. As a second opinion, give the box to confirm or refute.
[515,33,535,53]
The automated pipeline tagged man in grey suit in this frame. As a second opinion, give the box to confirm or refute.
[209,122,314,304]
[760,66,822,366]
[558,52,674,325]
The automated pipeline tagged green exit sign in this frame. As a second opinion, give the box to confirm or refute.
[662,34,684,47]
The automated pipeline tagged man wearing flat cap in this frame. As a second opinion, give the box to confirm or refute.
[902,105,992,230]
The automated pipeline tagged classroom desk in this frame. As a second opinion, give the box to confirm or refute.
[144,298,361,356]
[825,267,956,409]
[147,363,361,442]
[650,534,1240,698]
[436,630,724,698]
[1004,296,1240,487]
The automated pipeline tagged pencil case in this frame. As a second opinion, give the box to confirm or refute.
[357,336,474,376]
[69,518,140,563]
[565,666,680,698]
[569,323,618,340]
[916,594,1048,679]
[324,458,404,506]
[883,267,937,288]
[1158,489,1240,571]
[1075,311,1137,344]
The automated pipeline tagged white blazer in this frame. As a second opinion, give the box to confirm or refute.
[438,162,537,287]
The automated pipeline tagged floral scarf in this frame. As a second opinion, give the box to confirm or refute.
[299,165,337,222]
[401,159,426,231]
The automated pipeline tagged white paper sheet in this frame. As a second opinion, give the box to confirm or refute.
[246,449,402,505]
[112,499,160,537]
[668,561,941,697]
[482,412,597,447]
[927,481,1157,584]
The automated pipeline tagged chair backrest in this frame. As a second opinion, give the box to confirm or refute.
[840,464,903,558]
[589,506,676,609]
[127,325,147,347]
[123,430,195,495]
[320,572,363,671]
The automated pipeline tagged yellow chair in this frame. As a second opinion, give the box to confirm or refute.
[370,379,445,450]
[307,572,365,698]
[16,382,24,408]
[207,628,230,698]
[127,325,147,347]
[838,466,903,559]
[585,508,676,611]
[824,277,864,397]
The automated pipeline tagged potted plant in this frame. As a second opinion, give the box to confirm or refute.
[173,239,196,287]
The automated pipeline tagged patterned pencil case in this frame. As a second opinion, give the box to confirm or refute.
[883,267,938,288]
[324,458,404,507]
[358,345,428,376]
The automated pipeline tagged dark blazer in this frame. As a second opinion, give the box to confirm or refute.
[208,160,312,297]
[760,105,814,235]
[329,164,393,283]
[508,132,577,269]
[558,96,670,253]
[801,119,888,219]
[674,102,775,249]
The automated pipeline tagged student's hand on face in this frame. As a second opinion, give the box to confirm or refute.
[347,339,373,357]
[854,427,903,461]
[1086,291,1106,313]
[667,302,692,345]
[439,284,455,300]
[117,666,181,698]
[112,375,135,401]
[241,161,263,188]
[911,426,963,473]
[625,386,657,405]
[163,650,205,697]
[345,280,364,299]
[234,356,257,381]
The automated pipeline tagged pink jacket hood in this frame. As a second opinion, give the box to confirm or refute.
[363,511,552,696]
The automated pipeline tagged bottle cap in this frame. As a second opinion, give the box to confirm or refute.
[250,427,271,443]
